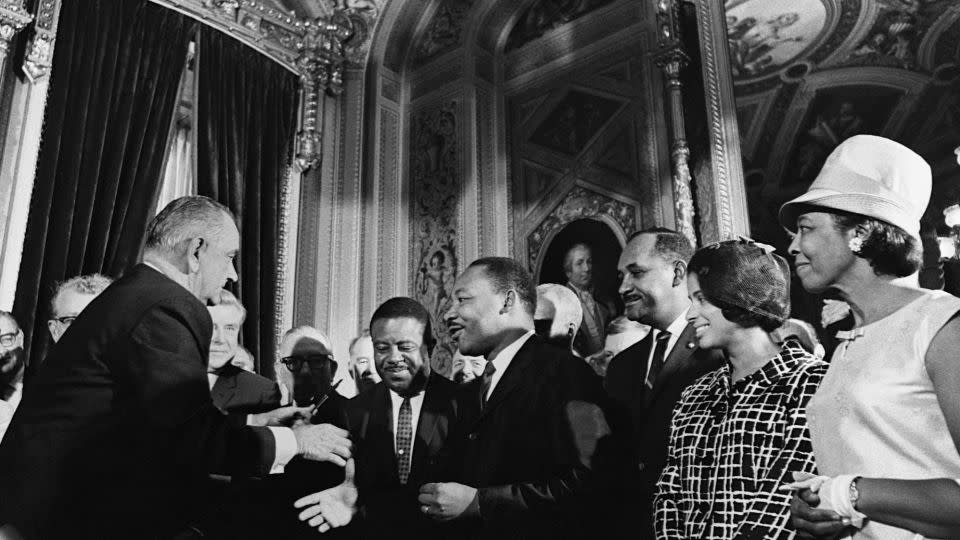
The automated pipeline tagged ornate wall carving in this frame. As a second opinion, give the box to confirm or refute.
[526,185,636,273]
[410,100,460,377]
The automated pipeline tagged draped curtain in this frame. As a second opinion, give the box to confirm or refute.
[195,28,299,380]
[13,0,196,372]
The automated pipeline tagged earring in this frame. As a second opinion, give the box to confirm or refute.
[848,237,863,254]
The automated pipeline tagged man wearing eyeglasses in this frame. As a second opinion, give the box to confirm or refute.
[0,311,24,443]
[46,273,112,344]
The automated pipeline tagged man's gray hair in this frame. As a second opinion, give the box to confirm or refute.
[50,274,113,315]
[144,196,233,255]
[213,289,247,324]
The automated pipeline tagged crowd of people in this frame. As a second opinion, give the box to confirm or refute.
[0,134,958,539]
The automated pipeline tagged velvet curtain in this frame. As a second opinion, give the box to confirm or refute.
[195,28,299,380]
[13,0,196,373]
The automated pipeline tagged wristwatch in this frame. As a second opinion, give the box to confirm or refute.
[849,476,862,510]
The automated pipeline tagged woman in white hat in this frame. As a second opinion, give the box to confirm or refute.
[781,135,960,538]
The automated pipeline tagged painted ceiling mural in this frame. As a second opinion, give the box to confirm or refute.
[726,0,960,248]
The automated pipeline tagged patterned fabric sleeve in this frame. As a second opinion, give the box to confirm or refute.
[654,392,691,539]
[731,362,827,540]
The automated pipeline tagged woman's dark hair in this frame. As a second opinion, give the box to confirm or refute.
[830,211,922,278]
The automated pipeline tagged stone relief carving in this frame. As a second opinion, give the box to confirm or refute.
[526,186,636,272]
[412,0,475,66]
[410,101,460,377]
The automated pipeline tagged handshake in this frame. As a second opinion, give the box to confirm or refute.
[249,405,352,466]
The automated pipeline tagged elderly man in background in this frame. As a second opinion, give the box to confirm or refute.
[0,312,24,443]
[534,283,583,353]
[347,332,380,395]
[0,196,351,540]
[564,243,615,356]
[46,273,113,343]
[207,289,282,416]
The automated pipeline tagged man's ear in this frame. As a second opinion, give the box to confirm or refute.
[187,237,205,274]
[672,260,687,288]
[501,290,517,314]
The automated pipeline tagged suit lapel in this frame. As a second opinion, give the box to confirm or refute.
[649,323,699,400]
[210,368,239,410]
[368,385,400,485]
[409,389,444,485]
[482,336,537,415]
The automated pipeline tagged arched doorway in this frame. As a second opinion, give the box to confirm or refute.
[538,218,623,315]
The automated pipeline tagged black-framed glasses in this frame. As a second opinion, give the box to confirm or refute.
[0,332,18,347]
[50,316,77,326]
[281,353,334,372]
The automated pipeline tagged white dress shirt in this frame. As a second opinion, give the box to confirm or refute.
[389,389,425,455]
[643,308,689,383]
[0,365,24,443]
[486,330,535,400]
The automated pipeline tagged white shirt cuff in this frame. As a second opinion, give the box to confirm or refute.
[267,426,298,474]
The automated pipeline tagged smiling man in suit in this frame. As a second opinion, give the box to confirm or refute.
[428,257,611,539]
[295,296,463,538]
[604,228,724,539]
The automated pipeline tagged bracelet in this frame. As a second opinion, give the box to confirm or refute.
[849,475,861,510]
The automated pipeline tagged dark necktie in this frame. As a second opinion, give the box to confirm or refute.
[396,397,412,484]
[479,361,496,409]
[644,330,671,391]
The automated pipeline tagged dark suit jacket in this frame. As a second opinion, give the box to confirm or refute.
[603,322,724,538]
[346,374,463,539]
[453,334,612,539]
[0,264,276,540]
[211,363,282,415]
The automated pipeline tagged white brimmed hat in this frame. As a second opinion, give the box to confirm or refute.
[779,135,931,239]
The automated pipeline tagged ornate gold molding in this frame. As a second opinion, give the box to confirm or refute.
[653,0,697,248]
[22,0,58,83]
[150,0,381,172]
[0,1,32,61]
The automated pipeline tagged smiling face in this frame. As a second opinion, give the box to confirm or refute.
[686,273,737,351]
[444,265,508,358]
[196,215,240,305]
[371,316,430,395]
[617,234,684,329]
[207,304,243,372]
[787,210,857,294]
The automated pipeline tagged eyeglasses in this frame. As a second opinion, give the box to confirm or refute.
[281,353,334,372]
[51,316,77,326]
[0,332,18,347]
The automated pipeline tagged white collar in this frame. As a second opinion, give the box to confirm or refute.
[664,307,689,337]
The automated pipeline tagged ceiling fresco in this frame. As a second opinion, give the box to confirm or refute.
[726,0,960,244]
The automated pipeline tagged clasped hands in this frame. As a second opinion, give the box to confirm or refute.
[780,472,862,539]
[294,479,478,533]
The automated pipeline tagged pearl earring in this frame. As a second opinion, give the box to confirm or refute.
[848,237,863,253]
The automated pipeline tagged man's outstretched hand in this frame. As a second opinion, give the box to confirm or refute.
[294,458,358,533]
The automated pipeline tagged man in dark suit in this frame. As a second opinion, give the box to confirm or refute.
[604,228,724,539]
[420,257,611,539]
[295,297,463,539]
[0,196,351,539]
[207,289,282,415]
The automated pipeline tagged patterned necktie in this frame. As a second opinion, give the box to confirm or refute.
[645,330,672,391]
[396,397,413,484]
[479,361,496,409]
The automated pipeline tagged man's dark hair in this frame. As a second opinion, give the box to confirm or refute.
[468,257,537,316]
[144,196,233,254]
[370,297,436,354]
[627,227,694,264]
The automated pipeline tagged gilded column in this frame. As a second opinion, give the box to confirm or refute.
[653,0,697,248]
